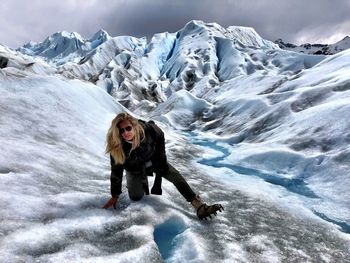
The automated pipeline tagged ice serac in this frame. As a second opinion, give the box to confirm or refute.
[41,20,287,111]
[18,20,319,114]
[59,36,147,82]
[89,29,111,49]
[156,20,316,99]
[87,32,177,111]
[18,30,111,65]
[19,31,85,61]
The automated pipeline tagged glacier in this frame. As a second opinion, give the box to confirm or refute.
[0,20,350,262]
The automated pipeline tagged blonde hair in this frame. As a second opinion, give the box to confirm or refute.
[105,112,145,164]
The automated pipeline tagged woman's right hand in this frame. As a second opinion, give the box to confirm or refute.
[102,196,119,209]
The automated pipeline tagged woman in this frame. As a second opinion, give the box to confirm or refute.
[102,112,223,220]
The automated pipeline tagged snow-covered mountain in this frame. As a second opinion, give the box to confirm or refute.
[275,36,350,55]
[1,20,350,262]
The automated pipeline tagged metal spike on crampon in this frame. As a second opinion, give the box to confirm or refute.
[197,203,224,220]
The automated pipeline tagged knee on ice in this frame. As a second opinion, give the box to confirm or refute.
[129,193,144,201]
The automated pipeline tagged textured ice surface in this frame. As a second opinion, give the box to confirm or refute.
[1,21,350,262]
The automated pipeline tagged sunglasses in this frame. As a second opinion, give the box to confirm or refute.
[119,126,133,134]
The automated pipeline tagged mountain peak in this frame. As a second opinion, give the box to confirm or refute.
[276,36,350,55]
[336,35,350,45]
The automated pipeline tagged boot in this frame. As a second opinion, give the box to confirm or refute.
[151,173,162,195]
[191,195,224,220]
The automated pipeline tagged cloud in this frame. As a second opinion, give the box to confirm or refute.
[0,0,111,47]
[294,20,350,44]
[0,0,349,48]
[97,0,350,44]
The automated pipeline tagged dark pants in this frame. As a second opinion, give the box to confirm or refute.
[125,163,196,202]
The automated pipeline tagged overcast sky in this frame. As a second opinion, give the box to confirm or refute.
[1,0,349,48]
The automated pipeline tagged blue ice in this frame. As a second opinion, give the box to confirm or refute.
[153,217,187,261]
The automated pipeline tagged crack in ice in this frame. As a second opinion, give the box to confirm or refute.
[190,134,319,198]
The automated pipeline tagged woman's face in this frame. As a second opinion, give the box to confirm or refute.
[118,120,135,141]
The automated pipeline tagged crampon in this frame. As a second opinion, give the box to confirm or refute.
[197,203,224,220]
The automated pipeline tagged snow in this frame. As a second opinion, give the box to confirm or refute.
[1,20,350,262]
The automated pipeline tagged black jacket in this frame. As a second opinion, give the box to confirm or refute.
[110,120,168,197]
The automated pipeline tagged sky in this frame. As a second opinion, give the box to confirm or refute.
[0,0,349,48]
